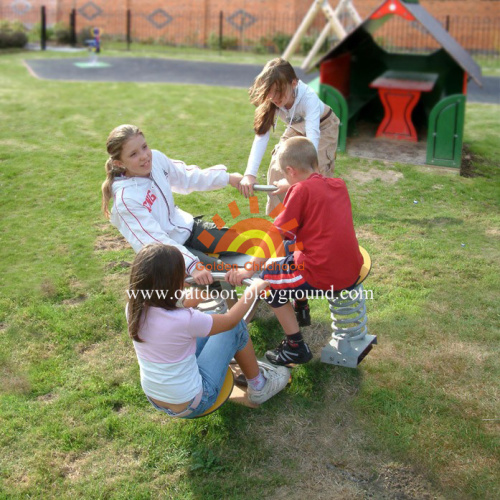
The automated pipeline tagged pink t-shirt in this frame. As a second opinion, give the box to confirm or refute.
[132,306,213,404]
[134,306,213,363]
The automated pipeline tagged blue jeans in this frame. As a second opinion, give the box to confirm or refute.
[148,319,249,419]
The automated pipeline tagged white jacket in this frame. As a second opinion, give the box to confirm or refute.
[245,80,325,177]
[111,150,229,275]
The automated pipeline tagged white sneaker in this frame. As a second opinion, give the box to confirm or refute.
[247,362,290,404]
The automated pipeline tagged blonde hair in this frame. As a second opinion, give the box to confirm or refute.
[101,124,144,219]
[248,58,297,135]
[278,137,318,173]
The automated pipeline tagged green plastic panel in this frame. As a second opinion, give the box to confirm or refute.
[426,94,466,168]
[307,76,320,95]
[319,83,348,153]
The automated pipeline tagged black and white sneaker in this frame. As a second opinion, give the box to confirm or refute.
[265,338,313,366]
[293,301,311,327]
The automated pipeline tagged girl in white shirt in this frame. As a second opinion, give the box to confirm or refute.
[101,124,242,287]
[128,244,290,418]
[238,58,340,214]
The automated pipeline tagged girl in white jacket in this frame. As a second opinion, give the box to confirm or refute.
[239,58,340,214]
[101,124,242,286]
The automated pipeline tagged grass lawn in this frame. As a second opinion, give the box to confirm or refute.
[0,48,499,499]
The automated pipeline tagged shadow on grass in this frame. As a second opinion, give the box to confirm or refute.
[176,312,365,497]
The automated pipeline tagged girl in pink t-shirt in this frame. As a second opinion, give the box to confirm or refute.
[128,244,290,418]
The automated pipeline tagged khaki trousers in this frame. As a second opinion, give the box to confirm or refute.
[266,110,340,215]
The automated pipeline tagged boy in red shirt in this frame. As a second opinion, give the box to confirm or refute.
[226,137,362,365]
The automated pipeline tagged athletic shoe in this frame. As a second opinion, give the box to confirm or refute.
[265,338,313,366]
[234,359,286,388]
[247,362,290,404]
[293,300,311,327]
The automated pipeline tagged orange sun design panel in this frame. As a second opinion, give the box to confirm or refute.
[288,241,304,252]
[228,201,241,218]
[197,229,215,249]
[212,214,225,229]
[249,196,259,214]
[280,218,299,233]
[269,203,285,219]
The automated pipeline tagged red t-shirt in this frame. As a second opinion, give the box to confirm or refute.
[274,173,363,291]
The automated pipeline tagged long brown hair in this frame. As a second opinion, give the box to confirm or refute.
[101,124,144,219]
[248,58,297,135]
[127,244,186,342]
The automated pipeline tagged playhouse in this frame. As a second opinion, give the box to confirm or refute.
[313,0,482,168]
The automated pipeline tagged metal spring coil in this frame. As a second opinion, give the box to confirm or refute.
[328,283,368,342]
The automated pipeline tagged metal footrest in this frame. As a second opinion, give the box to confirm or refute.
[321,334,377,368]
[321,283,376,368]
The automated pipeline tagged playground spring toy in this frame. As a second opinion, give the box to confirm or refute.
[85,27,101,64]
[192,183,377,369]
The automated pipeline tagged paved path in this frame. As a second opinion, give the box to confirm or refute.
[24,56,498,104]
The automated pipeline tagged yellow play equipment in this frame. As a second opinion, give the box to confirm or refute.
[182,214,375,417]
[192,367,235,418]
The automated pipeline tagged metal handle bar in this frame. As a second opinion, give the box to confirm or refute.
[253,184,276,192]
[185,272,254,287]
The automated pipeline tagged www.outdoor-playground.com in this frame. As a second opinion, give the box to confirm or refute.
[126,286,374,303]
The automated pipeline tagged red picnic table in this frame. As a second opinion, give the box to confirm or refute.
[369,70,438,142]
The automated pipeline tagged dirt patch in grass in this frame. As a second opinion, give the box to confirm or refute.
[105,260,131,271]
[356,227,383,243]
[0,367,31,395]
[485,227,500,237]
[103,272,129,297]
[40,278,58,299]
[94,233,129,252]
[459,143,500,178]
[346,167,404,185]
[260,381,444,500]
[60,446,142,483]
[346,122,428,166]
[62,295,87,307]
[302,321,333,356]
[243,303,445,498]
[78,338,135,383]
[460,144,482,177]
[36,392,58,403]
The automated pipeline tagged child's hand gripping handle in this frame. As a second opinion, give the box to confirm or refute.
[185,272,270,301]
[184,271,254,287]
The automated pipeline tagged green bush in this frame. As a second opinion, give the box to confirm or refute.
[272,32,292,53]
[53,22,72,45]
[207,32,238,50]
[252,35,276,54]
[29,22,55,42]
[0,20,28,49]
[300,34,316,55]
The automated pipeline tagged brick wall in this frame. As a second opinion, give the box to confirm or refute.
[1,0,498,51]
[3,1,498,26]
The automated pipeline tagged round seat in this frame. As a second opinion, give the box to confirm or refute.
[192,367,234,418]
[355,246,372,287]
